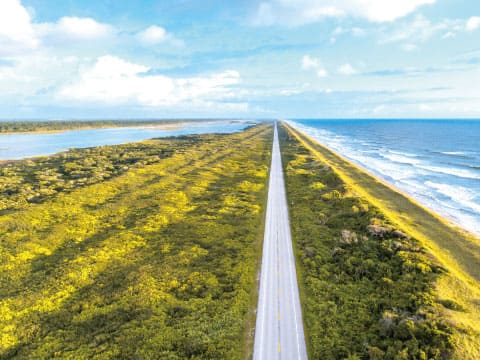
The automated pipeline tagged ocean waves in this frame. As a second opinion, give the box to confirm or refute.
[288,119,480,236]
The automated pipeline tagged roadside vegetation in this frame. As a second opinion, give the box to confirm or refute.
[0,120,191,133]
[279,123,480,359]
[0,124,272,359]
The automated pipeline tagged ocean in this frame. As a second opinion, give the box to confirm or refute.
[288,119,480,237]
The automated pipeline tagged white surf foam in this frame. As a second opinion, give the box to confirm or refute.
[425,181,480,214]
[418,164,480,180]
[381,152,422,166]
[440,151,469,156]
[287,120,480,237]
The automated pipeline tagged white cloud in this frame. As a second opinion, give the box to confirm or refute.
[354,0,436,22]
[0,54,85,99]
[0,0,39,55]
[402,43,418,51]
[442,31,455,39]
[382,15,463,45]
[373,105,386,114]
[351,27,366,37]
[302,55,319,69]
[0,1,115,55]
[138,25,167,44]
[302,55,328,77]
[56,17,113,39]
[419,103,432,111]
[280,89,302,96]
[381,15,480,51]
[330,26,366,43]
[0,1,176,55]
[466,16,480,31]
[338,63,357,75]
[36,16,114,42]
[333,26,344,36]
[137,25,184,47]
[254,2,341,26]
[59,55,242,107]
[253,0,436,26]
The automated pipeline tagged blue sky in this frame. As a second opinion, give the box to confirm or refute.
[0,0,479,119]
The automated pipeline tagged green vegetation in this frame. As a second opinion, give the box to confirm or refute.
[0,137,204,212]
[279,123,480,359]
[0,120,185,133]
[0,124,272,358]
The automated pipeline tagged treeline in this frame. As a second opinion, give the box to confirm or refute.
[279,124,456,359]
[0,124,272,358]
[0,120,181,133]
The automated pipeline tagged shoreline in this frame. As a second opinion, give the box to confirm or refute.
[284,122,480,282]
[286,121,480,240]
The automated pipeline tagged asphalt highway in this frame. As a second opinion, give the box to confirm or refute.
[253,122,308,360]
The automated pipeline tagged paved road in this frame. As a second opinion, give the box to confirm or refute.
[254,123,308,360]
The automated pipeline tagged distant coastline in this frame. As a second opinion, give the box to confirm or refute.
[0,120,192,134]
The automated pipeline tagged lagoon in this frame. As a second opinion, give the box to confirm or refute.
[0,120,252,160]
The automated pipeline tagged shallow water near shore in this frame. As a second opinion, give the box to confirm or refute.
[0,120,251,160]
[289,119,480,237]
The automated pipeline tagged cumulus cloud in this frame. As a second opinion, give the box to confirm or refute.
[466,16,480,31]
[59,56,242,107]
[36,16,114,44]
[53,17,113,39]
[338,63,357,75]
[302,55,328,77]
[0,0,180,53]
[0,0,116,55]
[138,25,167,44]
[137,25,184,47]
[253,0,436,26]
[0,0,39,55]
[0,1,223,112]
[0,54,88,104]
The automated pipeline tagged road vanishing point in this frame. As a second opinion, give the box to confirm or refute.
[253,123,308,360]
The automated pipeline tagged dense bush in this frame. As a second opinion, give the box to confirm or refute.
[0,124,272,359]
[0,134,249,212]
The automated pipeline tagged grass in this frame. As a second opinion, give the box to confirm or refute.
[0,124,272,359]
[281,122,480,359]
